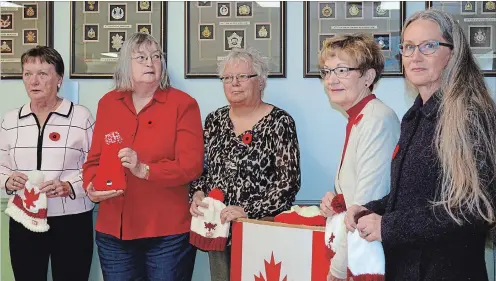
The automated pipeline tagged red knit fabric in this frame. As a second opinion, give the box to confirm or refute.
[274,212,326,226]
[349,273,384,281]
[189,230,228,251]
[94,139,126,191]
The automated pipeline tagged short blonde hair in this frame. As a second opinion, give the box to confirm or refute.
[113,32,169,91]
[318,33,384,90]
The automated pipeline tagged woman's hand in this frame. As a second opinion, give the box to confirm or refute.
[357,213,382,242]
[190,191,208,217]
[86,182,124,203]
[39,180,72,198]
[327,271,346,281]
[320,191,336,217]
[5,172,28,191]
[118,147,141,174]
[344,204,369,232]
[220,206,247,224]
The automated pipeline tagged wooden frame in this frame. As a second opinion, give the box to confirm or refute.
[1,1,54,79]
[184,1,286,78]
[303,1,406,78]
[70,1,167,79]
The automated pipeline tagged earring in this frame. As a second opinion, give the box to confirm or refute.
[57,84,61,88]
[365,83,368,87]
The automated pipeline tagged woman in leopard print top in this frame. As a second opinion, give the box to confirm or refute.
[189,48,301,281]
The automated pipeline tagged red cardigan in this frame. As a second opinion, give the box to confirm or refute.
[83,87,204,240]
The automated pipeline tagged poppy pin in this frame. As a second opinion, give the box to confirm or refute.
[146,120,154,128]
[242,132,252,145]
[392,144,400,159]
[353,114,364,126]
[49,132,60,141]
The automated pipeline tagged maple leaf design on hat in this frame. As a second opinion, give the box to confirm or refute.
[23,188,39,209]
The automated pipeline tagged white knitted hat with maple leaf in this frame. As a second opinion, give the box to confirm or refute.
[5,170,49,232]
[190,188,230,251]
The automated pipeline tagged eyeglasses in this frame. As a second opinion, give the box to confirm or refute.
[220,73,258,84]
[399,40,453,57]
[132,53,162,64]
[319,67,360,79]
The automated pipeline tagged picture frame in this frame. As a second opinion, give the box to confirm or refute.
[70,1,167,78]
[1,1,54,79]
[427,1,496,76]
[185,1,286,78]
[304,1,406,77]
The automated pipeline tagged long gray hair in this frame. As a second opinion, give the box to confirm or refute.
[403,9,496,225]
[113,32,170,91]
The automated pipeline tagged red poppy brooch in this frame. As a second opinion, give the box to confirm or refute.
[49,132,60,141]
[331,194,347,214]
[242,132,252,145]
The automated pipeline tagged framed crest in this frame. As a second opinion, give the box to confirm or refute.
[427,1,496,76]
[1,1,54,79]
[185,1,286,78]
[70,1,167,78]
[304,1,406,77]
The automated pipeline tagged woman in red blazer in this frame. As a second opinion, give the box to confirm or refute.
[82,32,204,281]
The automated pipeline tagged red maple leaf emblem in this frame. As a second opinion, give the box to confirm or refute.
[329,233,335,244]
[204,222,217,231]
[23,188,39,209]
[254,252,288,281]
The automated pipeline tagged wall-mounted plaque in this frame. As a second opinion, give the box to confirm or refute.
[304,1,405,77]
[1,2,53,79]
[185,1,286,78]
[70,1,167,78]
[427,1,496,76]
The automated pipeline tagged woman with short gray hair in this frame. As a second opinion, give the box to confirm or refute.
[189,47,301,281]
[345,9,496,280]
[83,32,204,281]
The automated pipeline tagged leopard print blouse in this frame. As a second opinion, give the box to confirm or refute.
[190,105,301,219]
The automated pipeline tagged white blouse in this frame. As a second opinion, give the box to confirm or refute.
[331,98,400,279]
[0,98,95,216]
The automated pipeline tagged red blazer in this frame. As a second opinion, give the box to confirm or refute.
[83,87,204,240]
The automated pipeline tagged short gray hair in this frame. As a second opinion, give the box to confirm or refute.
[113,32,170,91]
[218,47,269,91]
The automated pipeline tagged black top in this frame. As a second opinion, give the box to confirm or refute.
[190,105,301,219]
[365,93,495,281]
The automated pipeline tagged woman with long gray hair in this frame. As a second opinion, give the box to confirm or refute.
[344,9,496,280]
[83,32,204,281]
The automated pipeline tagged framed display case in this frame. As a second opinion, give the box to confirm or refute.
[70,1,167,78]
[1,1,54,79]
[427,1,496,76]
[304,1,405,77]
[185,1,286,78]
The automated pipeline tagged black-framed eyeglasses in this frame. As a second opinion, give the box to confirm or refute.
[319,67,360,79]
[399,40,453,57]
[220,73,258,84]
[132,52,163,64]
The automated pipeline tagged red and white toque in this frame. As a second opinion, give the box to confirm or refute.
[5,170,49,232]
[190,188,230,251]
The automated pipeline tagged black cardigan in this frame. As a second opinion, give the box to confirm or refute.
[365,94,495,281]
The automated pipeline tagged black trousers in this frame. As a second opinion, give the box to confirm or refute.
[9,210,94,281]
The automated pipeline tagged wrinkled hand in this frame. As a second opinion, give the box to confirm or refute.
[5,172,28,191]
[86,182,124,203]
[190,191,208,217]
[220,205,247,224]
[39,180,72,198]
[320,191,336,217]
[118,147,140,173]
[357,213,382,242]
[344,204,368,232]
